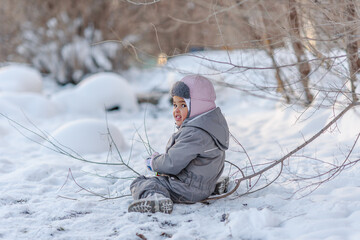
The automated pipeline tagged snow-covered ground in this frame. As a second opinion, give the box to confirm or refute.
[1,50,360,240]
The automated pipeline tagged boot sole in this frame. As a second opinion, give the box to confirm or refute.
[128,198,173,214]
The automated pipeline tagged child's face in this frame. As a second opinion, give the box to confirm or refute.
[173,96,189,126]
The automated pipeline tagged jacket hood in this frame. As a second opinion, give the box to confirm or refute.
[171,75,216,118]
[182,107,229,150]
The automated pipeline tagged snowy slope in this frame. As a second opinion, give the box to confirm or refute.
[0,52,360,240]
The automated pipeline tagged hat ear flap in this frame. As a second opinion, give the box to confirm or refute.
[184,98,191,117]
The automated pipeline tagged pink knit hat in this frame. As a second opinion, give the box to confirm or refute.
[171,75,216,118]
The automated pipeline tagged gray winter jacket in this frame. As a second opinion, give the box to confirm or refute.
[151,107,229,202]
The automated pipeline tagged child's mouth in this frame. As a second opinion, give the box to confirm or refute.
[175,115,182,121]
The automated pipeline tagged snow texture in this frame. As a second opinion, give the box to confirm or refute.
[0,49,360,240]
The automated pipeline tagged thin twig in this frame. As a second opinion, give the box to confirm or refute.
[61,168,132,201]
[230,132,255,174]
[105,114,141,176]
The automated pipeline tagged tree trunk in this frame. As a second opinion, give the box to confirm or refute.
[289,0,314,105]
[259,3,290,103]
[345,0,359,102]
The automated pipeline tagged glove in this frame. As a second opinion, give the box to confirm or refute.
[146,152,159,171]
[146,157,153,171]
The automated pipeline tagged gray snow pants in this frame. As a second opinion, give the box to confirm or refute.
[130,175,200,203]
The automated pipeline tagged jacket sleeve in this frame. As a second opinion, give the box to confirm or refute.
[151,127,207,175]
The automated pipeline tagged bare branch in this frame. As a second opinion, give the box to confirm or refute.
[125,0,160,6]
[210,101,359,200]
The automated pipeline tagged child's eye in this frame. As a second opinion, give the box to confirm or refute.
[173,104,177,108]
[181,104,187,108]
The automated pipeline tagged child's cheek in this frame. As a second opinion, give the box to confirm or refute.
[182,110,187,120]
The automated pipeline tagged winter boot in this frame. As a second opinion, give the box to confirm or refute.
[128,193,173,214]
[212,176,229,195]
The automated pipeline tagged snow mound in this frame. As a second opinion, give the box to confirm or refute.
[0,98,22,119]
[48,119,127,155]
[0,65,43,93]
[0,99,25,136]
[0,92,58,119]
[0,97,51,136]
[52,72,138,115]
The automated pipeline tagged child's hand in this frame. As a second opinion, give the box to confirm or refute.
[146,152,159,171]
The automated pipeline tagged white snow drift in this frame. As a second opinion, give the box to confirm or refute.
[0,92,58,119]
[52,72,139,115]
[0,65,43,93]
[48,118,127,155]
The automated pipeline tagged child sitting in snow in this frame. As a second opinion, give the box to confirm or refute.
[128,75,229,214]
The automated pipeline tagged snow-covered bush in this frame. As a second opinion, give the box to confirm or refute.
[51,72,139,115]
[17,15,123,85]
[0,65,42,93]
[49,118,127,155]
